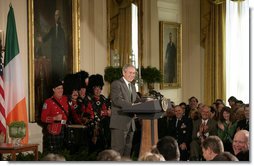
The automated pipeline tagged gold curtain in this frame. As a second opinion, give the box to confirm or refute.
[201,0,226,105]
[109,0,132,65]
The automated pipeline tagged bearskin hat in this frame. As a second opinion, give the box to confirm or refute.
[75,70,89,88]
[63,73,81,95]
[51,79,63,89]
[87,74,104,95]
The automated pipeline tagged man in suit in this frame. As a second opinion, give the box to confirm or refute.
[110,64,141,157]
[236,104,249,131]
[171,105,193,161]
[232,130,249,161]
[158,107,175,139]
[189,105,218,161]
[201,136,224,161]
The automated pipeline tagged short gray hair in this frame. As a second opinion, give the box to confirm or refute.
[122,64,135,73]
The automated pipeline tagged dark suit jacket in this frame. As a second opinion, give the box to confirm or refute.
[158,116,174,139]
[109,77,140,131]
[192,118,218,140]
[236,119,249,131]
[171,116,193,145]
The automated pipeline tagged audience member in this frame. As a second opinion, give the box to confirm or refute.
[201,136,224,161]
[41,153,66,161]
[217,106,237,153]
[236,104,249,131]
[138,152,165,161]
[97,149,121,161]
[212,152,238,161]
[186,96,199,119]
[190,105,218,161]
[171,105,193,160]
[228,96,237,112]
[156,136,180,161]
[158,108,175,139]
[232,130,249,161]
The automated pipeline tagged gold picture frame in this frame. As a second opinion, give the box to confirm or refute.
[28,0,80,122]
[159,21,182,89]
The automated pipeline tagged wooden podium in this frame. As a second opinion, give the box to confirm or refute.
[122,99,171,157]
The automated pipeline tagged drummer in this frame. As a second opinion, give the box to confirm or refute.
[41,78,69,153]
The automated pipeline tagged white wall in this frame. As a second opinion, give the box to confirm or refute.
[182,0,204,103]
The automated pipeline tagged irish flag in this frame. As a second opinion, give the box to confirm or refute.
[4,5,28,143]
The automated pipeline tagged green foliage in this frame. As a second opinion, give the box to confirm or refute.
[4,148,97,161]
[104,66,122,83]
[8,121,26,138]
[141,66,162,84]
[5,151,43,161]
[8,121,26,128]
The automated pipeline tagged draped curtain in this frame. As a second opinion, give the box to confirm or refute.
[226,0,249,103]
[201,0,226,105]
[110,0,132,66]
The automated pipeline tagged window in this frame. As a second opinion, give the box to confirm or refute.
[226,0,251,104]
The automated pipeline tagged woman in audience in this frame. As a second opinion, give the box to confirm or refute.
[217,106,237,153]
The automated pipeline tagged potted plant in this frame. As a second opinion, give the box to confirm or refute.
[104,66,122,83]
[141,66,163,90]
[8,121,26,146]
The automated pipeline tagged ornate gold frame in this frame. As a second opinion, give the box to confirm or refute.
[159,21,182,89]
[28,0,80,122]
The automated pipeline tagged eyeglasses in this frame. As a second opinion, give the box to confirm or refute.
[233,140,246,144]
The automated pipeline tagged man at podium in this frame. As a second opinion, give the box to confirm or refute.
[109,64,141,157]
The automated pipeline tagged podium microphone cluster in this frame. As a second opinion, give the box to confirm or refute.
[149,90,164,100]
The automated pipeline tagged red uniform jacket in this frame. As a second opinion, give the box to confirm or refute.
[41,96,69,135]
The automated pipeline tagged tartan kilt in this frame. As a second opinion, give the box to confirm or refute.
[46,125,66,153]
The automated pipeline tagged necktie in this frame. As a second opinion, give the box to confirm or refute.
[175,119,178,127]
[56,25,58,38]
[128,83,132,101]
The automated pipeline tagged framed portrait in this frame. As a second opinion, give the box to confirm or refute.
[28,0,80,122]
[159,21,182,89]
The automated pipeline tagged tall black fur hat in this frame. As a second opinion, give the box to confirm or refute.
[87,74,104,94]
[63,73,81,95]
[75,70,89,88]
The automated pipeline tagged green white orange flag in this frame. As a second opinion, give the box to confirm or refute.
[4,5,28,143]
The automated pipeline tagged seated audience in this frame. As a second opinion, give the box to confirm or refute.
[156,136,180,161]
[212,152,238,161]
[190,105,218,161]
[236,104,249,131]
[201,136,224,161]
[232,130,249,161]
[97,149,121,161]
[138,152,165,161]
[158,108,175,139]
[41,153,66,161]
[170,105,193,161]
[217,106,237,153]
